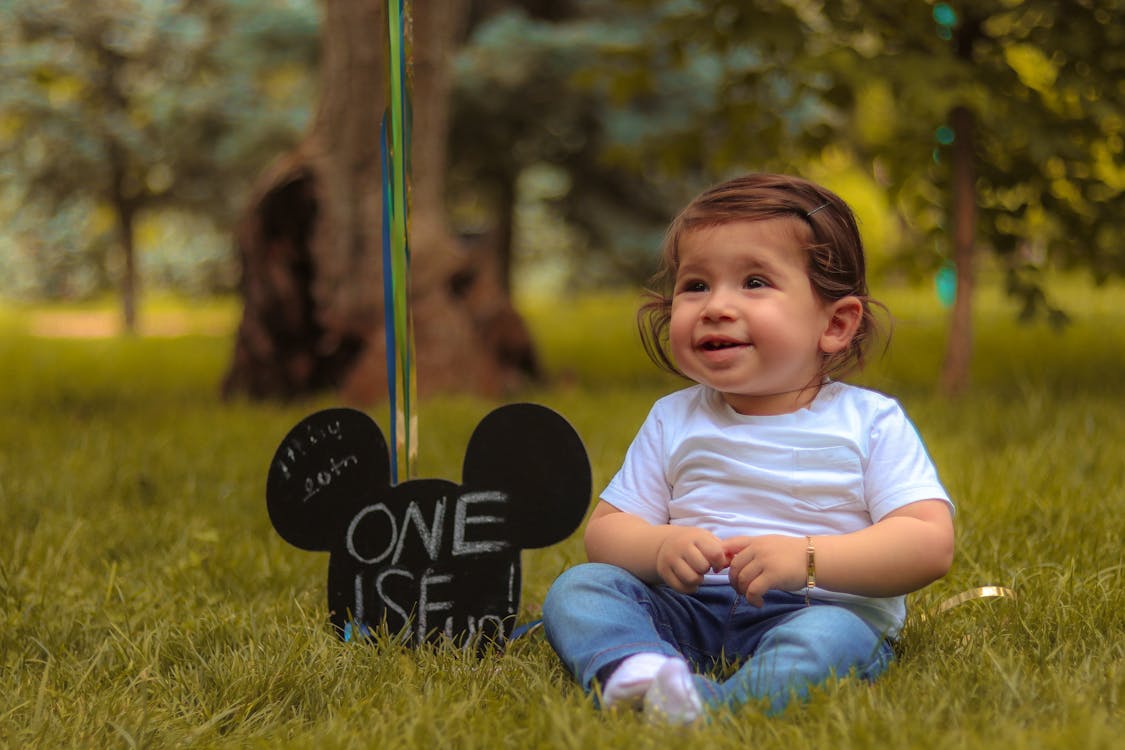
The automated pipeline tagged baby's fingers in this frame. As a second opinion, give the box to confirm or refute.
[741,582,766,608]
[703,544,732,573]
[721,536,752,560]
[668,558,705,592]
[730,558,770,606]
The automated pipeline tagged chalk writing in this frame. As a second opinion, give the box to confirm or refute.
[345,492,509,568]
[274,417,347,482]
[301,454,359,502]
[352,561,517,643]
[452,491,508,556]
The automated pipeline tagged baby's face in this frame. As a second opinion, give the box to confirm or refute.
[669,219,833,416]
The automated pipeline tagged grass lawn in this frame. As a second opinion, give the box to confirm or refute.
[1,278,1122,748]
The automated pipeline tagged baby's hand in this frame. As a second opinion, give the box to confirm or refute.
[722,535,806,607]
[656,527,727,593]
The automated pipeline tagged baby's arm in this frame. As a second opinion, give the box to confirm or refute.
[725,499,954,607]
[585,501,729,593]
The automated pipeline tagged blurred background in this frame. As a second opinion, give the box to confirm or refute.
[1,0,1121,399]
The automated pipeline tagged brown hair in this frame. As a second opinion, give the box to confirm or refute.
[638,173,886,381]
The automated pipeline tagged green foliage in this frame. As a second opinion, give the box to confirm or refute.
[613,0,1125,315]
[1,280,1123,746]
[840,0,1125,319]
[0,0,319,299]
[456,0,1124,308]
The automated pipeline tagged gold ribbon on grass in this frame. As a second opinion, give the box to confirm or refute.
[936,585,1018,614]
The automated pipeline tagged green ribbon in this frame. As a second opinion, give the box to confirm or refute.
[381,0,416,484]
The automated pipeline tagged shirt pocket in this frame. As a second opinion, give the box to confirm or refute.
[789,446,865,510]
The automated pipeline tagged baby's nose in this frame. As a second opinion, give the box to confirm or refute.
[701,290,737,320]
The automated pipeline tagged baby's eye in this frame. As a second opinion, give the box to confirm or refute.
[677,279,708,293]
[744,276,769,289]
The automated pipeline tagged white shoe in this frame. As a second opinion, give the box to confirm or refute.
[643,658,703,725]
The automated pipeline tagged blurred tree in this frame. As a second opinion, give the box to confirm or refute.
[223,0,540,402]
[450,4,681,293]
[588,0,1125,394]
[0,0,317,330]
[808,0,1125,393]
[450,0,861,291]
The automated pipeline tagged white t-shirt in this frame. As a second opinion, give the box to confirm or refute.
[601,381,953,637]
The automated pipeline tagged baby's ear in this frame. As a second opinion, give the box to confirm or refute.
[462,403,591,549]
[266,408,391,551]
[820,296,864,354]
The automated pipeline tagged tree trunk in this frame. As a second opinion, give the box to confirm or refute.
[117,201,137,335]
[940,104,976,396]
[109,152,138,335]
[494,170,516,294]
[101,42,138,336]
[223,0,539,402]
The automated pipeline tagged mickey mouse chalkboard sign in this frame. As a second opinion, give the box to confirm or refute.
[267,403,591,647]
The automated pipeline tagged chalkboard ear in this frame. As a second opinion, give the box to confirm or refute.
[462,403,591,550]
[266,408,391,551]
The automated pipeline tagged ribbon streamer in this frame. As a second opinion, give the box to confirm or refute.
[915,584,1017,624]
[936,585,1017,613]
[381,0,416,484]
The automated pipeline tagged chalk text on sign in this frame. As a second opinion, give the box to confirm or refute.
[354,562,516,642]
[272,417,360,505]
[345,491,510,567]
[343,490,514,641]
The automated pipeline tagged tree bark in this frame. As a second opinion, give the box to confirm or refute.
[940,104,976,396]
[109,141,138,335]
[223,0,539,402]
[116,198,137,335]
[494,170,516,294]
[100,38,138,335]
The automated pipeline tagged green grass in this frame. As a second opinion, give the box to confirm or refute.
[1,277,1123,748]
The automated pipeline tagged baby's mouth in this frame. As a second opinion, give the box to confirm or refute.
[700,338,748,351]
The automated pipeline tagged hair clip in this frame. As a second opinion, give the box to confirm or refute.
[806,202,831,217]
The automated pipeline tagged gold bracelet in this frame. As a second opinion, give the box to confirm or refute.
[805,535,816,606]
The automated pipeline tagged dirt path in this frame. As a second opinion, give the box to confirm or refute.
[26,310,234,338]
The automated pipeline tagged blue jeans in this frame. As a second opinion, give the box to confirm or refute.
[542,563,893,715]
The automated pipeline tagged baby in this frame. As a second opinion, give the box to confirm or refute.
[542,173,954,723]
